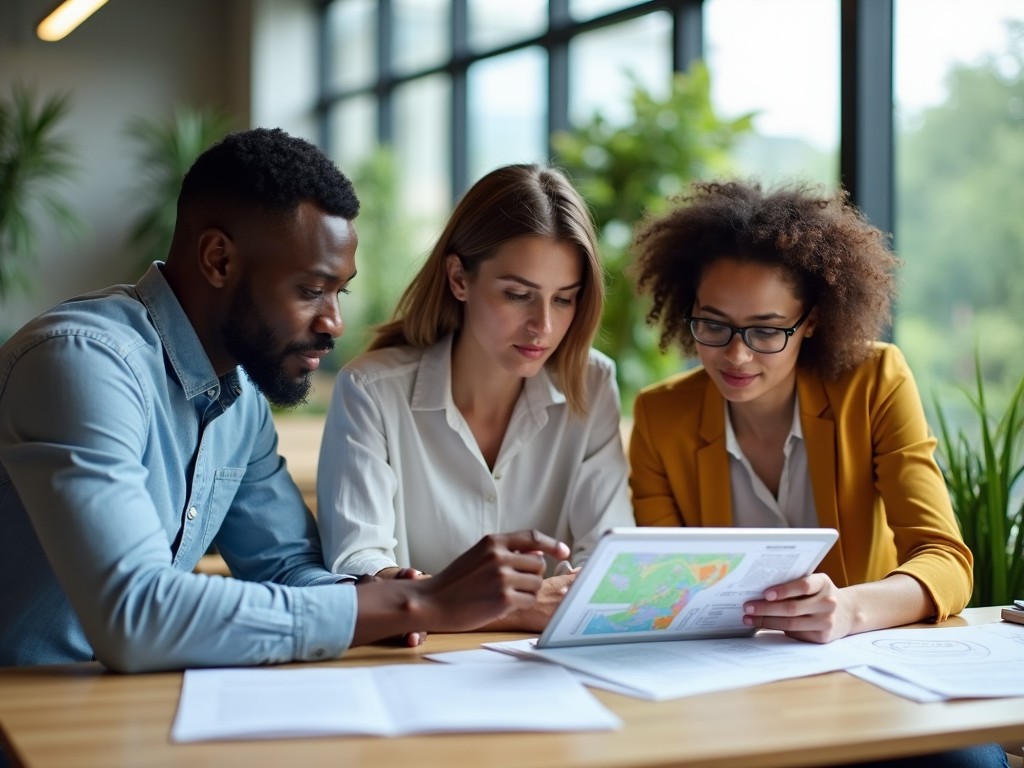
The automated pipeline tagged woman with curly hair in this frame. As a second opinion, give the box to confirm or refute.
[627,180,1019,768]
[629,179,974,643]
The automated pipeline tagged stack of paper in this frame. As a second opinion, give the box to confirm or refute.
[839,622,1024,701]
[466,621,1024,703]
[472,633,857,700]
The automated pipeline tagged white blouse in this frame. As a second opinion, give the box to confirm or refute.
[724,394,818,529]
[316,334,635,578]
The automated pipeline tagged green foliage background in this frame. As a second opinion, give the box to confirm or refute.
[552,64,754,412]
[934,356,1024,607]
[327,146,417,371]
[125,105,236,278]
[0,85,82,300]
[896,21,1024,406]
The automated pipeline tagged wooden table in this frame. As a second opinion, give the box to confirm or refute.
[1,607,1021,768]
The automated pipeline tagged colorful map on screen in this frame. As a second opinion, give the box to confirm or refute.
[581,552,744,634]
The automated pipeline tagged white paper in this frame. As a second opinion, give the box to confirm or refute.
[426,647,643,697]
[485,632,857,701]
[835,624,1024,700]
[170,663,621,742]
[484,622,1024,702]
[844,665,947,702]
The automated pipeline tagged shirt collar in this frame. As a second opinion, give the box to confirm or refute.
[135,263,239,402]
[724,391,804,459]
[410,333,567,416]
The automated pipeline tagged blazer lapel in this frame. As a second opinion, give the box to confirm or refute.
[798,369,848,583]
[697,378,733,526]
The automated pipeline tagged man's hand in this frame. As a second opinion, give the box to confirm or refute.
[350,530,570,646]
[355,568,430,647]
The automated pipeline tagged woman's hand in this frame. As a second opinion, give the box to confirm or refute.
[742,572,935,644]
[741,573,853,643]
[480,572,577,633]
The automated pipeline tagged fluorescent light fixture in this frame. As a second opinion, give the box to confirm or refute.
[36,0,109,42]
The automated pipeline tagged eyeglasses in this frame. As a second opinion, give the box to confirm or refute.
[684,307,813,354]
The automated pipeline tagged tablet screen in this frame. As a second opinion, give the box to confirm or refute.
[537,527,838,648]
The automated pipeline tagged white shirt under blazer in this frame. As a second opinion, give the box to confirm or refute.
[317,334,635,578]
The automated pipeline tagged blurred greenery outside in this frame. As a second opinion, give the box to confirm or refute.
[321,36,1024,430]
[2,32,1021,434]
[895,20,1024,431]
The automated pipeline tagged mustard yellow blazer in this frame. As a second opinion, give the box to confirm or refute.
[629,343,972,621]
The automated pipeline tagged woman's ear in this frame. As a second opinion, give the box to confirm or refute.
[445,253,469,301]
[803,306,818,338]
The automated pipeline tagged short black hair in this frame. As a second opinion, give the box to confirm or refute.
[178,127,359,220]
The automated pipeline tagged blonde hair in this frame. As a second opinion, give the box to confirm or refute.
[370,163,604,415]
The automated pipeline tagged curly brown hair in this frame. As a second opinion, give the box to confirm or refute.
[631,180,901,379]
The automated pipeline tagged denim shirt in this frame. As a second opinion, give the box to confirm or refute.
[0,264,355,671]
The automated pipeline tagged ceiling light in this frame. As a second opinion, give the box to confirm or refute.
[36,0,109,42]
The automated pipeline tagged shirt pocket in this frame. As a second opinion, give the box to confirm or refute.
[200,466,246,552]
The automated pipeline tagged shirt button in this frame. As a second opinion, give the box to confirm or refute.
[493,472,502,481]
[186,506,198,520]
[313,648,326,659]
[485,494,496,504]
[206,388,217,398]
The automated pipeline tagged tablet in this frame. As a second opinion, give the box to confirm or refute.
[536,527,839,649]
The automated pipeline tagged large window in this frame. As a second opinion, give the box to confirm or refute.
[318,0,1024,413]
[704,0,840,185]
[320,1,703,217]
[318,1,707,390]
[894,0,1024,407]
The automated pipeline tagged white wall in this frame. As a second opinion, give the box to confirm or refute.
[0,0,255,334]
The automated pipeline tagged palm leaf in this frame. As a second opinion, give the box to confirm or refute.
[0,84,82,300]
[124,105,235,276]
[934,352,1024,606]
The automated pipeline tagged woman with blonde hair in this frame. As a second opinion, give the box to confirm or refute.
[318,163,634,632]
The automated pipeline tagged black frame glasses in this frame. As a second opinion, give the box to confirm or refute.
[684,307,813,354]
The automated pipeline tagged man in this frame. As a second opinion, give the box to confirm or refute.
[0,127,568,672]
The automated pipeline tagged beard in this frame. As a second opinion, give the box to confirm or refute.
[222,277,334,408]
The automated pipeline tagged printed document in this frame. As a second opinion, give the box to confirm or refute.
[483,621,1024,702]
[835,622,1024,700]
[484,633,857,700]
[171,662,621,742]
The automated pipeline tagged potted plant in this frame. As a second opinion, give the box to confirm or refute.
[0,84,82,301]
[933,353,1024,607]
[124,105,235,278]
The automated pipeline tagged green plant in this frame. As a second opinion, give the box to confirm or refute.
[933,352,1024,607]
[125,105,235,277]
[552,63,755,411]
[331,146,416,367]
[0,84,82,300]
